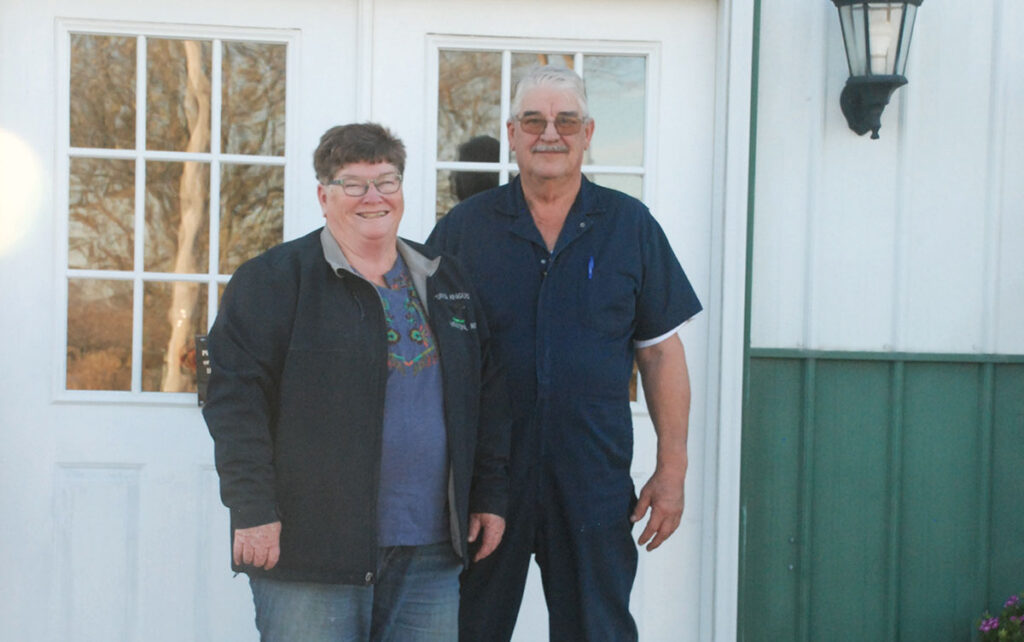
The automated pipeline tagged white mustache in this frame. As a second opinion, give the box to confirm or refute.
[531,144,569,153]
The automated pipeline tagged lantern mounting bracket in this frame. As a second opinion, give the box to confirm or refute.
[839,75,907,139]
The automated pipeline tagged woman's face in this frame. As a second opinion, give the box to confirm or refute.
[317,161,404,247]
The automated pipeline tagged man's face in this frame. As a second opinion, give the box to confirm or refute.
[317,161,404,246]
[508,86,594,183]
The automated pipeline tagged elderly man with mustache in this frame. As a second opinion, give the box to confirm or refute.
[429,66,702,641]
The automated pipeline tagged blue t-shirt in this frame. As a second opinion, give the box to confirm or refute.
[372,254,449,546]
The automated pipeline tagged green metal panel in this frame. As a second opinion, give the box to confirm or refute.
[807,361,892,641]
[991,365,1024,604]
[741,357,802,641]
[740,353,1024,642]
[900,363,983,640]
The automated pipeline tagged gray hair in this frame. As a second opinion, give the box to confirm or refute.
[509,65,589,120]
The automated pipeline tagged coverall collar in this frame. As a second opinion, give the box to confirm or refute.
[497,175,606,255]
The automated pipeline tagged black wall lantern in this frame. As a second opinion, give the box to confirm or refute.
[831,0,922,139]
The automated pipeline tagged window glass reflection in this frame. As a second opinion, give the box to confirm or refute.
[511,52,574,83]
[437,50,501,162]
[222,41,287,156]
[436,168,500,220]
[66,279,133,391]
[219,164,284,272]
[70,34,136,149]
[147,38,212,153]
[69,158,135,270]
[588,174,643,200]
[145,161,210,273]
[142,280,208,392]
[583,56,645,167]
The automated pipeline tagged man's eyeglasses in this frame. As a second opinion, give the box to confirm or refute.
[326,173,403,197]
[515,114,586,136]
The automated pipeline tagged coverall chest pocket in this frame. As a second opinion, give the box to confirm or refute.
[577,263,638,336]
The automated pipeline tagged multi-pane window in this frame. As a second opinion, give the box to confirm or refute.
[432,44,650,400]
[434,47,648,219]
[63,29,287,395]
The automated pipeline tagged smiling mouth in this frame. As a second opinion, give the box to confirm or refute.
[531,144,569,153]
[357,211,389,219]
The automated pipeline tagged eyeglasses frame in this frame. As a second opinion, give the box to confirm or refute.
[513,113,589,136]
[325,172,404,197]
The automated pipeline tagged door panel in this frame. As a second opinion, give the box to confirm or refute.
[1,1,357,640]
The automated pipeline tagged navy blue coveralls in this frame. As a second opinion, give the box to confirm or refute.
[428,176,702,641]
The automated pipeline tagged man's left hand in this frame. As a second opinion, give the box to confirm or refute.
[468,512,506,561]
[630,467,686,551]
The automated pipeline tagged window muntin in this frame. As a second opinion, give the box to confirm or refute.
[62,29,288,397]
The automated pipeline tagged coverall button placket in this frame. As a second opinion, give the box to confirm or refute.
[533,210,593,399]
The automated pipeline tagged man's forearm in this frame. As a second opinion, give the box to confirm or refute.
[636,334,691,472]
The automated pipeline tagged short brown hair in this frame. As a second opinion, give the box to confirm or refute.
[313,123,406,183]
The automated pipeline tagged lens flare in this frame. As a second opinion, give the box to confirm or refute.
[0,130,43,256]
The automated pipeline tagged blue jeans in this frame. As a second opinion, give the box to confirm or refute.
[249,542,461,642]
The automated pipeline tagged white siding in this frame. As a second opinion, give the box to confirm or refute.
[751,0,1024,354]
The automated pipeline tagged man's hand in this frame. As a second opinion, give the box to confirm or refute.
[233,521,282,570]
[467,512,506,562]
[630,466,686,551]
[633,334,691,552]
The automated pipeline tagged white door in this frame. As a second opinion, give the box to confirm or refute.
[0,0,727,640]
[367,1,719,640]
[1,1,359,640]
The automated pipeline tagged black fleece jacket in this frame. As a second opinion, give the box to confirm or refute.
[202,229,510,585]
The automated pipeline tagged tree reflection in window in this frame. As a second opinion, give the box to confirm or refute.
[66,33,286,394]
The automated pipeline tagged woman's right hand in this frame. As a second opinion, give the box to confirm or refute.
[233,521,282,570]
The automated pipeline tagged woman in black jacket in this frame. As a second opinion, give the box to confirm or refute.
[203,122,510,641]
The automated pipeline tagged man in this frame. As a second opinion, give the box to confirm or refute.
[203,123,509,640]
[428,65,702,641]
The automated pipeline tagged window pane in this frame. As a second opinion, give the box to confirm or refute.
[70,34,136,149]
[145,161,210,273]
[69,158,135,270]
[147,38,212,152]
[437,50,502,162]
[589,173,643,200]
[511,51,574,80]
[437,168,499,218]
[66,279,133,391]
[222,41,287,156]
[219,164,284,273]
[142,280,208,392]
[584,55,646,167]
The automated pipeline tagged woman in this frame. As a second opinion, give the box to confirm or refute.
[203,123,510,641]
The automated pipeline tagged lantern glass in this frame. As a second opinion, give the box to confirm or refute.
[891,3,918,75]
[837,2,919,77]
[838,5,868,75]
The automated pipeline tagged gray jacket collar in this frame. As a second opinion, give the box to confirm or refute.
[319,227,440,317]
